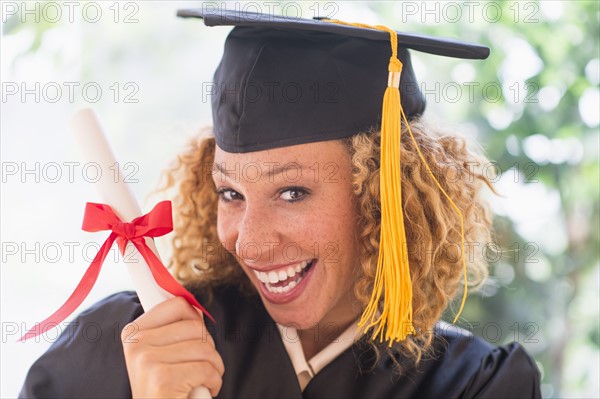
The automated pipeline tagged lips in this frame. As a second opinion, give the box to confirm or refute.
[250,259,316,303]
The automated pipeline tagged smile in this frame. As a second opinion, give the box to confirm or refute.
[253,259,315,293]
[250,259,316,301]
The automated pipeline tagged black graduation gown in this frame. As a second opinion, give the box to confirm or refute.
[19,285,541,399]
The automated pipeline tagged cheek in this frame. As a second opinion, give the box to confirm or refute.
[327,204,360,271]
[312,207,358,262]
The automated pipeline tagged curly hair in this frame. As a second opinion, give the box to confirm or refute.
[161,119,496,367]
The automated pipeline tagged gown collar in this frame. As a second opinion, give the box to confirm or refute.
[276,320,362,391]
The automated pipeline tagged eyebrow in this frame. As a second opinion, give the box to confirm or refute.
[213,162,308,179]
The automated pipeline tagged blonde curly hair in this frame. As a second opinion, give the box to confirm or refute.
[161,118,495,366]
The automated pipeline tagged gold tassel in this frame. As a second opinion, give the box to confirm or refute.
[362,55,417,344]
[324,19,468,345]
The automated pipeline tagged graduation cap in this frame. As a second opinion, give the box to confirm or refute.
[177,8,490,345]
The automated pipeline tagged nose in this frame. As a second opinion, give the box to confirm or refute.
[235,201,281,265]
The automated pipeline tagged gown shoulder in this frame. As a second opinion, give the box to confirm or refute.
[405,321,542,398]
[19,291,143,399]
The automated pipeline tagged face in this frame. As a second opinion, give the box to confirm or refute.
[212,140,362,330]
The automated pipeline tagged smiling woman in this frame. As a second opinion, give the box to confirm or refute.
[19,8,541,399]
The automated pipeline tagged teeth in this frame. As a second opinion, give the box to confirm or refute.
[265,277,303,294]
[252,260,312,292]
[268,271,278,284]
[255,271,269,284]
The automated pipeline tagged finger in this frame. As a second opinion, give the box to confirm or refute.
[143,340,225,376]
[155,361,223,398]
[131,296,204,330]
[130,319,216,348]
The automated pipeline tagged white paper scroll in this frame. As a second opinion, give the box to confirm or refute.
[70,108,211,399]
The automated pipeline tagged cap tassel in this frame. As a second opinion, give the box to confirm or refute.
[324,19,469,345]
[364,54,417,344]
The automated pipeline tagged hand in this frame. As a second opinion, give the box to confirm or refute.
[121,296,224,398]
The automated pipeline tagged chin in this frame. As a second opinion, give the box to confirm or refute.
[264,305,324,329]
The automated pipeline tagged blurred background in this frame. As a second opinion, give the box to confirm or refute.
[1,1,598,397]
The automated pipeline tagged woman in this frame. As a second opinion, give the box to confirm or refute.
[20,9,541,399]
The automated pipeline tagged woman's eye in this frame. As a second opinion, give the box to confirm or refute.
[217,188,243,202]
[279,187,309,202]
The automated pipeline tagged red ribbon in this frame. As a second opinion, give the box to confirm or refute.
[20,201,214,342]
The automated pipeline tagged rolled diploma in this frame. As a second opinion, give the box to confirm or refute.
[70,108,211,399]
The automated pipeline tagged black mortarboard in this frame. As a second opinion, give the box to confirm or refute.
[177,8,490,345]
[177,9,489,153]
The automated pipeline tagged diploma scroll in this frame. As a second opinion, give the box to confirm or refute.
[70,109,212,399]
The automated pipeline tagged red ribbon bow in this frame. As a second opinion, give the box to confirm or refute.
[20,201,214,342]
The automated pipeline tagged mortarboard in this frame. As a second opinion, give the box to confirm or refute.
[177,8,490,345]
[177,9,489,152]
